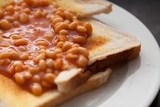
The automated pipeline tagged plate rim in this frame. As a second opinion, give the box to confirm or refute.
[103,3,160,106]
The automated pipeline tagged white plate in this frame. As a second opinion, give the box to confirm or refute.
[59,3,160,107]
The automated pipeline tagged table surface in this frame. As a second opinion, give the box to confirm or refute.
[109,0,160,107]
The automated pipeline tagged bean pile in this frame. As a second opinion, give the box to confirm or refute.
[0,0,92,95]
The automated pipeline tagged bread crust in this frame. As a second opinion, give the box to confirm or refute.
[54,68,91,93]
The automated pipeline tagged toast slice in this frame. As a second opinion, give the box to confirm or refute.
[85,18,141,66]
[54,19,141,93]
[0,68,112,107]
[53,0,112,17]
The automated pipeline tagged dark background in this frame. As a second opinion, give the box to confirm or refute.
[109,0,160,107]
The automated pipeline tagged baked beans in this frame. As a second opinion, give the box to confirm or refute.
[46,59,54,68]
[77,55,88,67]
[13,39,28,46]
[30,83,43,96]
[24,8,31,14]
[36,40,49,46]
[29,67,39,74]
[20,53,29,60]
[0,52,11,59]
[0,10,4,18]
[20,13,29,24]
[13,21,20,27]
[23,71,32,79]
[77,25,87,33]
[51,17,64,27]
[0,19,11,30]
[43,33,53,39]
[11,34,22,39]
[34,10,42,18]
[10,51,19,59]
[45,50,57,59]
[84,22,92,36]
[69,21,78,30]
[0,0,92,96]
[62,41,72,52]
[73,36,86,44]
[34,53,45,63]
[54,22,69,33]
[39,60,47,70]
[5,16,15,22]
[5,5,14,14]
[14,72,25,84]
[44,73,56,83]
[0,59,11,66]
[64,10,73,21]
[59,29,68,35]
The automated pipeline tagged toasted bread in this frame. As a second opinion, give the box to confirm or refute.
[53,0,112,17]
[84,18,141,65]
[55,19,141,93]
[0,68,112,107]
[0,0,141,107]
